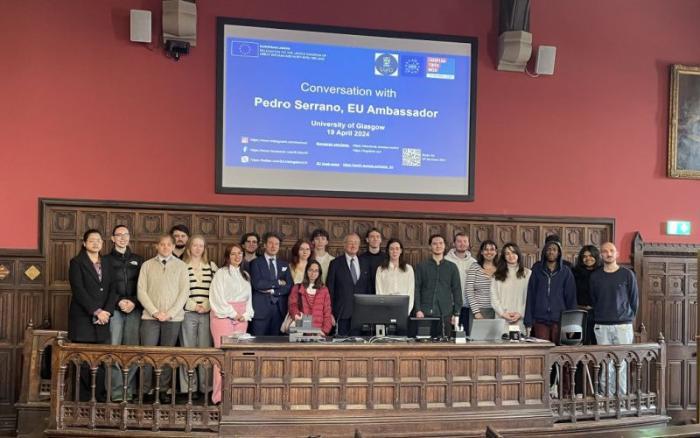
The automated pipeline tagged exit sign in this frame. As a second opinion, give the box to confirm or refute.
[667,221,691,236]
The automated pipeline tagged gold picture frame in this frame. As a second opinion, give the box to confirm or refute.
[668,64,700,178]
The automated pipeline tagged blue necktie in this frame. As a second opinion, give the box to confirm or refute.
[269,257,276,278]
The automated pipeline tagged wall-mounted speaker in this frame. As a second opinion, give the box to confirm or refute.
[535,45,557,75]
[130,10,152,43]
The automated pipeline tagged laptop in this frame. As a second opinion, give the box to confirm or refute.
[469,319,505,341]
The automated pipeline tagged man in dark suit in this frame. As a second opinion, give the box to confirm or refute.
[249,232,293,335]
[326,233,371,336]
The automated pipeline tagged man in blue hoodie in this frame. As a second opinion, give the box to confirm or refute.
[590,242,638,395]
[524,240,577,343]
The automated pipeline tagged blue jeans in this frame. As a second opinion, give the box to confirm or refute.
[109,308,141,399]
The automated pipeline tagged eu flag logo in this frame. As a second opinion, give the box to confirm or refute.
[402,56,425,77]
[231,40,259,57]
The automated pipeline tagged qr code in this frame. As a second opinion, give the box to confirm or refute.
[402,148,421,167]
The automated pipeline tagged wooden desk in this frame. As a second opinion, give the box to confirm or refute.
[220,338,553,437]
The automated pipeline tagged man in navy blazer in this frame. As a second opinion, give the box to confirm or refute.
[249,232,293,335]
[326,233,371,336]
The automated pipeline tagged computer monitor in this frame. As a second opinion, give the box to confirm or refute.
[350,294,409,336]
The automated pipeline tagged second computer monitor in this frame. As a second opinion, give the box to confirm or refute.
[350,294,409,336]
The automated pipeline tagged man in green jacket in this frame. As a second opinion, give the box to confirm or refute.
[414,234,463,338]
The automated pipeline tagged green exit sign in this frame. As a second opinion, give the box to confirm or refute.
[667,221,691,236]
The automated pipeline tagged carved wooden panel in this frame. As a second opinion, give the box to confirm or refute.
[138,212,164,236]
[0,291,11,343]
[78,211,108,237]
[109,211,136,236]
[377,221,399,241]
[18,261,44,286]
[49,292,71,332]
[0,350,12,404]
[495,224,516,248]
[400,222,423,246]
[194,215,218,238]
[470,223,494,249]
[167,213,193,233]
[16,291,43,343]
[50,210,77,236]
[222,215,246,241]
[48,241,75,286]
[274,217,299,243]
[0,260,13,288]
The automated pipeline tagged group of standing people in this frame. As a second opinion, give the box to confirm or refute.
[68,223,638,404]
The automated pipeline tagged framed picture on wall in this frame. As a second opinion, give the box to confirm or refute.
[668,64,700,178]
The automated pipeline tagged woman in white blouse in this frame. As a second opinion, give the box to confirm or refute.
[209,243,253,404]
[491,242,531,334]
[375,238,414,314]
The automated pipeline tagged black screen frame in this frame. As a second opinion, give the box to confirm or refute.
[215,17,478,201]
[350,294,409,336]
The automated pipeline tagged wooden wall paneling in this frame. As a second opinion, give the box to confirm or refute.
[0,252,45,436]
[49,209,77,237]
[0,198,617,435]
[376,220,399,242]
[0,291,12,345]
[634,233,700,423]
[48,241,75,287]
[49,292,71,332]
[78,210,108,238]
[109,211,136,236]
[469,222,495,250]
[494,223,516,248]
[327,219,350,244]
[249,216,274,240]
[137,211,165,236]
[275,217,300,244]
[16,291,43,343]
[221,214,246,242]
[166,212,193,234]
[400,221,423,247]
[193,214,219,240]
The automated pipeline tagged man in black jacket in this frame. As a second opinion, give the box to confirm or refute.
[103,224,143,401]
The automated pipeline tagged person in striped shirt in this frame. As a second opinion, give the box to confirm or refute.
[179,235,217,400]
[465,240,498,323]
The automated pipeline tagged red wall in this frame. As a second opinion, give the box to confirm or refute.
[2,0,700,261]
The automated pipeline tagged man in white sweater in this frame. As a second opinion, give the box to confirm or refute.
[444,232,476,332]
[137,234,189,402]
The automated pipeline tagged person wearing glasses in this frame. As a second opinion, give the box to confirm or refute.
[102,225,143,402]
[287,261,333,335]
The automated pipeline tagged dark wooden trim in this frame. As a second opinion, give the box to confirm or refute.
[39,197,615,233]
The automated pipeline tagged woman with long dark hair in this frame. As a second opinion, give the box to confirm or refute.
[491,243,531,333]
[68,229,117,401]
[290,239,313,284]
[209,243,253,404]
[465,240,498,323]
[287,260,333,335]
[573,245,601,344]
[375,238,414,314]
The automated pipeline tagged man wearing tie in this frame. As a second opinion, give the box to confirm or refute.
[326,233,371,336]
[249,232,292,335]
